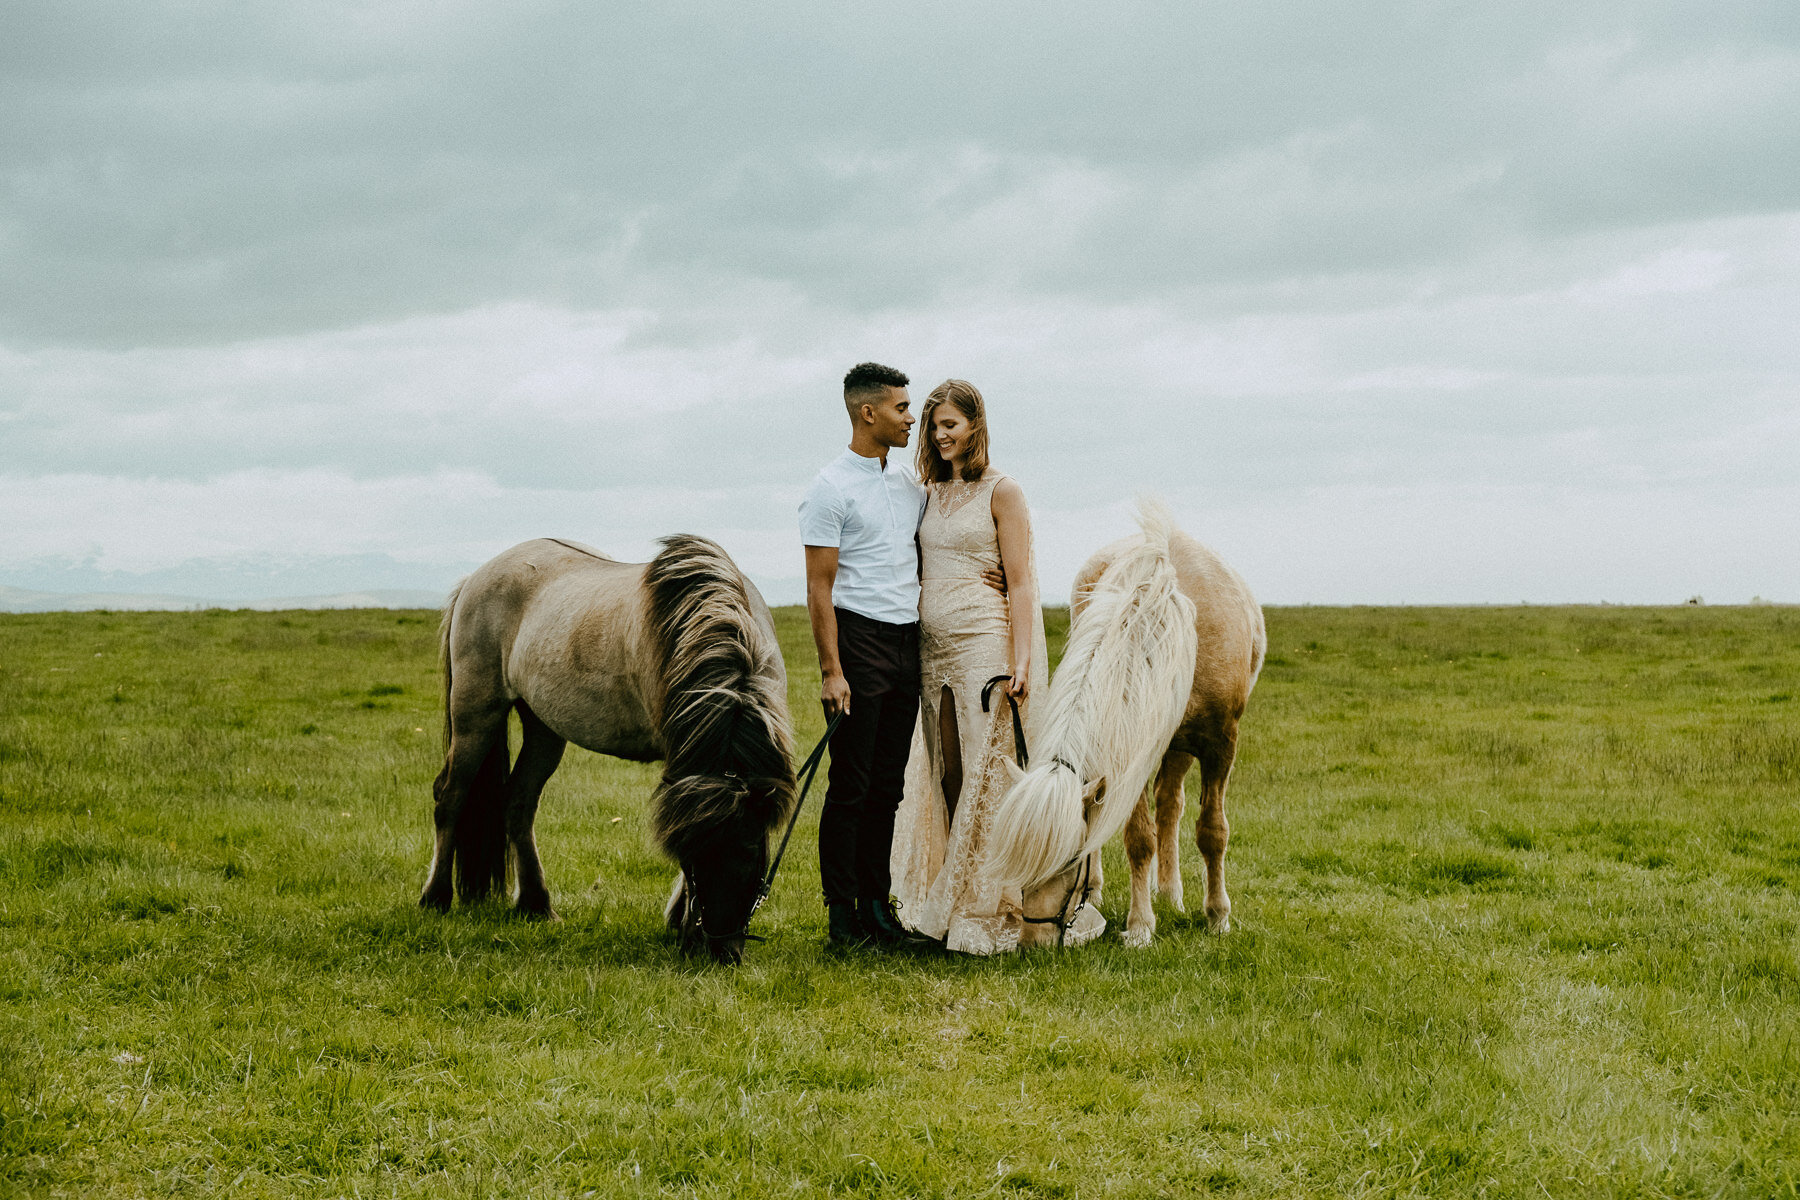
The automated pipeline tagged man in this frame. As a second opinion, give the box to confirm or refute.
[799,362,931,950]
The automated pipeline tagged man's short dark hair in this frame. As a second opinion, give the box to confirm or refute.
[843,361,909,401]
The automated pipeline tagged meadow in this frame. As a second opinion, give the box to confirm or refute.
[1,603,1797,1198]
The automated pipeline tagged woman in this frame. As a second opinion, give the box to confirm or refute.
[890,380,1105,952]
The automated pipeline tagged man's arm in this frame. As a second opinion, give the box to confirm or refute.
[805,545,851,717]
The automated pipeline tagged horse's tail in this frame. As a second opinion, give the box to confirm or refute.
[642,535,795,860]
[439,576,511,901]
[990,499,1199,888]
[438,579,461,752]
[454,738,511,902]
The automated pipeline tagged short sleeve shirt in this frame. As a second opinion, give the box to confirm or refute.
[798,448,927,625]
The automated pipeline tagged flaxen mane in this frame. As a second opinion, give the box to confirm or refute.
[989,502,1199,888]
[643,535,796,860]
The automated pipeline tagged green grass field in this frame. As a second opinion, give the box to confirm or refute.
[2,604,1797,1198]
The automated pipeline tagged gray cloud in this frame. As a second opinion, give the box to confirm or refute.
[5,3,1797,343]
[2,2,1796,603]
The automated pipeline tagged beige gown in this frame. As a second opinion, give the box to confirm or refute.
[890,471,1105,953]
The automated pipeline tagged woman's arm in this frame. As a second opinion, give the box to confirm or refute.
[991,477,1038,698]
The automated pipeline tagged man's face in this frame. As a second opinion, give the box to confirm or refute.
[862,386,914,449]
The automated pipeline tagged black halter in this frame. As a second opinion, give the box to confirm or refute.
[981,674,1095,948]
[1019,854,1096,948]
[677,867,762,955]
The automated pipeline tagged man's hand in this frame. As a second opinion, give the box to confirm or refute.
[821,669,852,718]
[981,565,1008,595]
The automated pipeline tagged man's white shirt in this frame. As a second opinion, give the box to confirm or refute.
[798,448,927,625]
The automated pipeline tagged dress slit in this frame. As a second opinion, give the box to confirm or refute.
[937,682,962,821]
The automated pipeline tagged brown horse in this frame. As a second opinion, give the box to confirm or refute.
[990,503,1264,946]
[420,535,795,964]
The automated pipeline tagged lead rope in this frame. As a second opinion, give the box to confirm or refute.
[982,674,1091,948]
[980,674,1029,768]
[746,710,845,925]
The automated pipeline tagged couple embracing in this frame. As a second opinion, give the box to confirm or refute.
[800,362,1106,954]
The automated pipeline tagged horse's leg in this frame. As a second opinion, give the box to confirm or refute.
[1120,786,1158,947]
[1195,738,1239,932]
[421,746,462,911]
[421,703,510,911]
[1154,750,1195,913]
[508,701,567,919]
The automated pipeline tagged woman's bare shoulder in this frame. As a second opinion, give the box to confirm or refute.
[988,473,1028,513]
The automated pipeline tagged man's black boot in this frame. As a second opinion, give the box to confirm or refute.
[857,896,932,949]
[826,901,867,951]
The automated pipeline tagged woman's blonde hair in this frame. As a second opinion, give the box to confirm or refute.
[915,379,991,484]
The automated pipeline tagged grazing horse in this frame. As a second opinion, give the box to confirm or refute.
[419,535,795,964]
[990,503,1264,946]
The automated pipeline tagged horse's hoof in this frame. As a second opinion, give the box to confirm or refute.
[1206,907,1231,933]
[419,890,451,914]
[515,895,557,921]
[1120,927,1153,948]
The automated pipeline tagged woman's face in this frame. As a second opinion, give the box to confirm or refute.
[932,406,974,463]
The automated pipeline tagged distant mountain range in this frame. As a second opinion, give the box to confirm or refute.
[0,584,446,613]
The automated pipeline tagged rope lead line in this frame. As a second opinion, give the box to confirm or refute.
[979,674,1029,768]
[749,709,845,922]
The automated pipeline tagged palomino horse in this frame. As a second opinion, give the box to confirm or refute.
[990,503,1264,946]
[420,535,795,964]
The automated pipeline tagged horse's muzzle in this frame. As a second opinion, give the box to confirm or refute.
[676,905,749,966]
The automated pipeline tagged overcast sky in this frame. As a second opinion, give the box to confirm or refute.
[3,1,1796,605]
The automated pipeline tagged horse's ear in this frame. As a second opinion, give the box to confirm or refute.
[1001,757,1026,787]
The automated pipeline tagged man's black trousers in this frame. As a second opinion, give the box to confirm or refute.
[819,607,920,907]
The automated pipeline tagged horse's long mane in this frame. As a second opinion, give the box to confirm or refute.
[989,501,1199,888]
[644,535,796,859]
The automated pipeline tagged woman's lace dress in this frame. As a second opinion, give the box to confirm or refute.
[890,472,1105,953]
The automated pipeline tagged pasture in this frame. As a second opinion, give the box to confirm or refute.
[2,603,1797,1198]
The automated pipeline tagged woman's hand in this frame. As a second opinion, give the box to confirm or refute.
[1007,661,1029,698]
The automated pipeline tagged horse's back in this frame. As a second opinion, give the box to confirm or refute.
[447,540,663,760]
[450,540,635,659]
[1167,530,1264,709]
[1072,528,1263,734]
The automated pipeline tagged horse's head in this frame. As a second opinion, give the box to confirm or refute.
[657,772,790,965]
[991,756,1107,890]
[1012,857,1086,947]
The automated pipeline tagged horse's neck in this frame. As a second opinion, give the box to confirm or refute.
[1036,551,1199,857]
